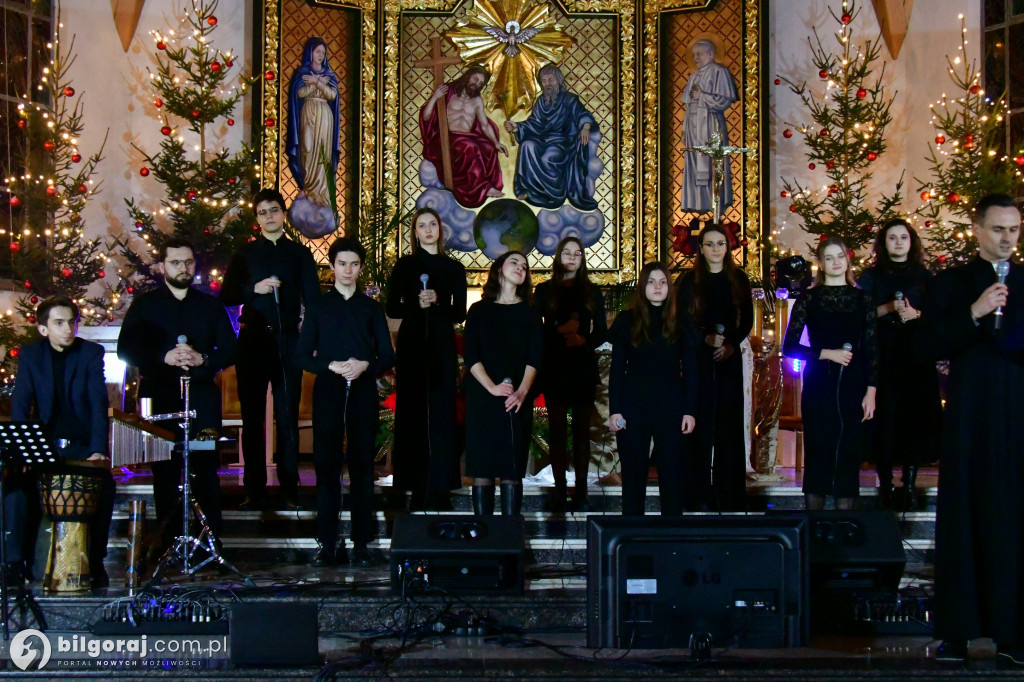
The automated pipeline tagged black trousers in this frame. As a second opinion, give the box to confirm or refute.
[235,327,301,500]
[547,394,594,491]
[313,374,378,550]
[616,410,687,516]
[151,450,222,549]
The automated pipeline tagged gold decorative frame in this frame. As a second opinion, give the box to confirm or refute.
[255,0,766,282]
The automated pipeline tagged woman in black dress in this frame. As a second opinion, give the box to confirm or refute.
[784,237,878,510]
[464,251,543,516]
[609,262,698,516]
[534,236,607,513]
[857,219,941,509]
[676,224,753,511]
[386,208,468,510]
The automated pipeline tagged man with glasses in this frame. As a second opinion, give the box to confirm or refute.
[221,189,320,511]
[118,238,237,555]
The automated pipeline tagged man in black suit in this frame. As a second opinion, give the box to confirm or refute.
[10,296,114,587]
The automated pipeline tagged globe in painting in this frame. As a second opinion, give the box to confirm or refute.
[473,199,539,258]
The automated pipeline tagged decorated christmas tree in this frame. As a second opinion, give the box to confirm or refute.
[0,10,112,392]
[114,0,256,296]
[777,0,903,254]
[916,14,1024,269]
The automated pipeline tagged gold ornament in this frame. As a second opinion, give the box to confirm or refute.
[446,0,574,119]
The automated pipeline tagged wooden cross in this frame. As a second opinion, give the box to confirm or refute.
[414,37,461,190]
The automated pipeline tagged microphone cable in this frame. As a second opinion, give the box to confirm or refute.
[831,342,853,497]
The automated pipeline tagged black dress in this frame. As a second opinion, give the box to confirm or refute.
[782,285,878,498]
[915,257,1024,645]
[676,269,753,511]
[857,262,941,467]
[608,304,699,515]
[386,250,467,501]
[463,300,543,479]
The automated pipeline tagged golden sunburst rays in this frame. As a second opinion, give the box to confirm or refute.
[445,0,575,119]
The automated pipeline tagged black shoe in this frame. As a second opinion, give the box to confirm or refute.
[903,485,919,511]
[877,484,895,509]
[998,646,1024,665]
[936,639,968,662]
[351,547,376,568]
[280,496,302,511]
[238,496,267,512]
[311,546,336,567]
[91,567,110,589]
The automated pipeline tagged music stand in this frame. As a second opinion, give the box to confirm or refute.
[0,422,57,640]
[145,375,252,586]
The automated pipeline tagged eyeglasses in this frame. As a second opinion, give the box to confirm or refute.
[256,207,283,218]
[166,259,195,268]
[561,249,583,258]
[702,240,728,249]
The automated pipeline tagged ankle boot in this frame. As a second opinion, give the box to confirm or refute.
[877,468,894,509]
[903,465,919,510]
[546,480,567,514]
[472,485,495,516]
[500,482,523,516]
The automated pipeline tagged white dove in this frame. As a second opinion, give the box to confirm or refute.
[483,20,541,57]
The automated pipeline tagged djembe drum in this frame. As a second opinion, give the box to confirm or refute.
[39,465,105,591]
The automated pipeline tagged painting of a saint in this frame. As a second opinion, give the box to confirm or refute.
[420,65,507,209]
[287,37,341,237]
[680,39,738,214]
[505,64,601,212]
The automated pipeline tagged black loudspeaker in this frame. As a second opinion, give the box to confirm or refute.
[390,514,525,594]
[804,510,906,592]
[229,602,320,666]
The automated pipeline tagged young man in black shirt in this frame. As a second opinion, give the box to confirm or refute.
[10,297,115,587]
[296,237,394,567]
[220,189,320,511]
[118,238,237,553]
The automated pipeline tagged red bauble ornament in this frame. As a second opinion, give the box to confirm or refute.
[227,118,235,126]
[819,69,830,79]
[963,141,975,149]
[23,281,31,289]
[938,255,947,264]
[207,15,218,25]
[206,169,216,179]
[9,242,19,253]
[969,84,981,95]
[789,204,798,213]
[45,186,58,197]
[127,286,134,294]
[265,71,276,81]
[808,163,816,170]
[921,191,931,201]
[160,125,172,136]
[63,86,75,97]
[71,153,81,163]
[780,190,789,198]
[774,78,781,85]
[866,152,878,161]
[61,267,72,278]
[43,140,56,152]
[225,59,234,68]
[819,128,829,137]
[935,135,945,144]
[228,177,237,185]
[135,220,143,228]
[78,184,87,194]
[9,348,19,359]
[140,167,150,177]
[856,88,867,98]
[783,128,794,139]
[253,224,261,231]
[16,119,26,129]
[98,270,105,278]
[830,184,840,192]
[964,134,974,143]
[265,117,276,127]
[154,98,163,108]
[841,12,852,23]
[947,192,960,203]
[1015,155,1024,166]
[191,109,201,118]
[826,161,835,170]
[818,234,829,242]
[8,196,20,209]
[27,316,36,324]
[211,62,221,72]
[187,192,197,203]
[156,41,167,50]
[203,227,211,235]
[29,296,38,304]
[209,280,221,292]
[925,220,934,227]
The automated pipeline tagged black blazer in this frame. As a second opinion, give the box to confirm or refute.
[11,337,109,458]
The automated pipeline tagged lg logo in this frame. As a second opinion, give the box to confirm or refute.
[9,628,51,670]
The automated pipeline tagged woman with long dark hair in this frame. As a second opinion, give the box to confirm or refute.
[386,208,468,510]
[676,224,753,511]
[608,262,698,515]
[857,219,940,509]
[463,251,543,516]
[783,237,878,510]
[534,236,607,513]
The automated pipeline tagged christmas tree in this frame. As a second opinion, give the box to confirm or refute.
[916,14,1024,269]
[114,0,256,296]
[0,10,113,392]
[777,0,903,255]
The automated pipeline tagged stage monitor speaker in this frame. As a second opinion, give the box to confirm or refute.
[390,514,525,594]
[229,601,319,666]
[803,510,906,592]
[587,515,809,649]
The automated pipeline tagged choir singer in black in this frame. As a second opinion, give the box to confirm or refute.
[916,194,1024,665]
[297,237,394,568]
[118,238,237,554]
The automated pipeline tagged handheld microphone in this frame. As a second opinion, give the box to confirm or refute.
[838,342,853,379]
[502,377,513,385]
[995,261,1010,330]
[177,335,187,345]
[894,290,903,303]
[270,275,280,305]
[420,273,429,291]
[615,417,627,429]
[715,324,725,335]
